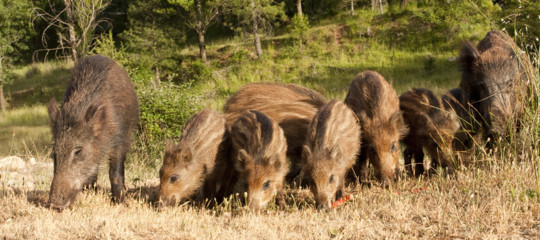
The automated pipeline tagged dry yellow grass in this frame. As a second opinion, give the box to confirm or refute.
[1,149,540,239]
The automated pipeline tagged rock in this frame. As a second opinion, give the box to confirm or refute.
[1,171,35,191]
[0,156,27,171]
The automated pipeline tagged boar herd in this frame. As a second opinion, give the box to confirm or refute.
[46,30,534,211]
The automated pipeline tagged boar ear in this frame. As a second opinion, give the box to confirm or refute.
[181,148,193,163]
[459,41,480,79]
[391,111,409,137]
[235,149,250,171]
[47,99,60,132]
[85,104,108,137]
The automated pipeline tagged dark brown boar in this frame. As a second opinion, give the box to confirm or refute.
[158,109,231,206]
[47,55,139,210]
[344,71,408,186]
[224,83,327,181]
[399,88,460,176]
[459,30,532,143]
[302,100,361,209]
[230,110,288,211]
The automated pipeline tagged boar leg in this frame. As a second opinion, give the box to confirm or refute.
[109,151,126,204]
[203,176,218,202]
[404,144,424,177]
[276,187,286,209]
[356,145,370,183]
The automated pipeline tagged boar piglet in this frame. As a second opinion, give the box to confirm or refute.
[224,83,327,181]
[400,88,460,176]
[345,71,408,187]
[158,109,231,207]
[441,88,483,151]
[459,30,532,143]
[302,100,361,209]
[47,55,139,211]
[230,110,288,211]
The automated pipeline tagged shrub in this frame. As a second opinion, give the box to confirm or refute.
[132,80,202,164]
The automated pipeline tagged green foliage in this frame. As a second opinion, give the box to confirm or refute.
[179,59,213,83]
[499,0,540,50]
[289,14,310,45]
[370,0,499,51]
[226,0,287,36]
[92,31,129,67]
[120,0,186,82]
[0,0,34,84]
[134,80,202,161]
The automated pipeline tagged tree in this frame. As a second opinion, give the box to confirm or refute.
[0,0,33,113]
[33,0,111,61]
[120,0,186,85]
[228,0,286,59]
[296,0,302,16]
[168,0,231,64]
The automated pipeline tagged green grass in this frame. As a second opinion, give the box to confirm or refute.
[0,105,51,157]
[5,61,73,108]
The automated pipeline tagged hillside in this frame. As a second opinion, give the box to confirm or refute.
[1,3,540,239]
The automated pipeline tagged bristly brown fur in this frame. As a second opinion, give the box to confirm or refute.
[223,82,327,181]
[458,30,532,143]
[230,110,288,211]
[302,100,361,209]
[47,55,139,211]
[399,88,460,176]
[159,109,231,206]
[344,71,408,186]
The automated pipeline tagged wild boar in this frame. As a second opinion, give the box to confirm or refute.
[47,55,139,210]
[158,109,231,206]
[344,71,408,186]
[302,100,361,209]
[230,110,288,211]
[399,88,460,176]
[223,83,327,181]
[459,30,532,142]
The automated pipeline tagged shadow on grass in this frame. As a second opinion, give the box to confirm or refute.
[5,67,71,109]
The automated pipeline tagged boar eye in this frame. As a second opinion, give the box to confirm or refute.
[262,180,271,190]
[169,175,179,183]
[72,147,83,157]
[390,142,396,152]
[329,174,335,184]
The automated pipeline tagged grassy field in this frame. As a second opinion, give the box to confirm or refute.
[1,8,540,239]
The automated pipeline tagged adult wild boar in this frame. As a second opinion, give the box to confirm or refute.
[158,109,231,206]
[230,110,288,211]
[47,55,139,210]
[224,83,327,181]
[459,30,532,142]
[302,100,361,209]
[399,88,460,176]
[345,71,408,186]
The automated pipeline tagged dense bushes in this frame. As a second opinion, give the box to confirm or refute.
[133,81,202,161]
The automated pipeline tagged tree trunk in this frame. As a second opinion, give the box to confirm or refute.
[250,0,263,58]
[154,67,161,88]
[63,0,78,60]
[0,57,5,113]
[296,0,302,17]
[400,0,408,8]
[195,0,207,64]
[378,0,383,14]
[350,0,355,16]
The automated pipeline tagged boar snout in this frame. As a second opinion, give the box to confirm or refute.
[315,194,332,210]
